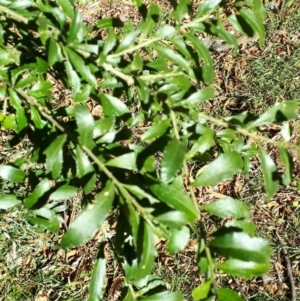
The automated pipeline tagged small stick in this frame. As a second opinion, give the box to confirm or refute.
[276,231,296,301]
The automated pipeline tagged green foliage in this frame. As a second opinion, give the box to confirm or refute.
[0,0,299,300]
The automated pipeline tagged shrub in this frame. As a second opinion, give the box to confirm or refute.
[0,0,298,300]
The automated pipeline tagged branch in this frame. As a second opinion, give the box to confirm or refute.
[198,112,300,152]
[0,4,28,24]
[16,89,155,225]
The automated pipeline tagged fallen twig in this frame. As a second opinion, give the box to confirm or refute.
[276,231,297,301]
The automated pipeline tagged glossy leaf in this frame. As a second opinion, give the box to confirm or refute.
[224,219,256,236]
[137,221,156,279]
[218,259,270,279]
[29,207,60,233]
[193,151,244,186]
[188,128,215,158]
[217,288,243,301]
[258,146,279,200]
[9,89,28,132]
[192,281,211,301]
[116,31,137,53]
[106,152,137,170]
[201,198,249,219]
[75,105,95,149]
[65,60,81,95]
[61,182,115,248]
[48,38,63,66]
[0,165,26,183]
[141,119,170,141]
[209,232,271,263]
[279,147,292,186]
[88,243,106,301]
[161,139,186,183]
[101,93,130,117]
[150,183,198,223]
[0,194,21,210]
[185,34,214,83]
[50,186,78,200]
[152,45,195,78]
[183,86,215,105]
[24,179,51,208]
[65,47,97,86]
[141,291,183,301]
[249,101,299,129]
[167,226,190,253]
[239,8,265,46]
[43,134,66,178]
[67,11,83,43]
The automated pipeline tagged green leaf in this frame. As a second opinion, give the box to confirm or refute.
[100,93,130,117]
[137,221,156,278]
[218,259,270,279]
[29,207,60,233]
[88,243,106,301]
[152,45,195,78]
[192,281,211,301]
[183,86,215,105]
[193,151,244,186]
[65,60,81,95]
[141,119,170,142]
[161,139,186,183]
[75,145,94,177]
[150,183,198,223]
[74,84,92,103]
[155,25,176,38]
[43,134,66,179]
[258,146,279,200]
[57,0,74,19]
[61,182,115,248]
[281,122,291,142]
[249,101,299,129]
[0,194,21,210]
[209,232,271,263]
[106,152,137,170]
[9,89,28,132]
[75,145,96,194]
[67,11,83,43]
[201,198,249,219]
[224,219,256,236]
[24,179,51,208]
[279,148,292,186]
[141,291,183,301]
[167,226,190,253]
[185,34,215,83]
[65,47,97,86]
[103,29,117,55]
[156,210,194,227]
[93,117,114,138]
[97,18,113,29]
[0,165,26,183]
[75,105,95,149]
[188,128,215,158]
[116,31,137,53]
[50,186,78,200]
[217,288,243,301]
[2,114,16,129]
[48,38,63,66]
[239,8,265,46]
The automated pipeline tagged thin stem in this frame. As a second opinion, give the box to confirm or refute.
[16,89,153,223]
[205,247,219,298]
[198,112,300,152]
[0,4,28,24]
[102,63,134,86]
[107,37,161,59]
[139,72,184,81]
